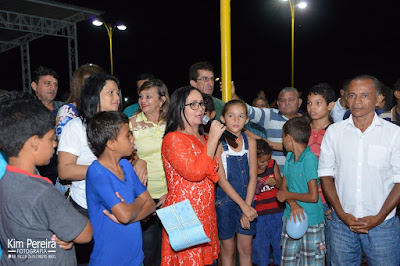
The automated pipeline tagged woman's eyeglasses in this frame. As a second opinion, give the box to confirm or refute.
[185,101,206,110]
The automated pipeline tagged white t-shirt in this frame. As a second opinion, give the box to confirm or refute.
[221,137,249,181]
[57,117,96,209]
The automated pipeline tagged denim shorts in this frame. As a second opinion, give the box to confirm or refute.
[216,197,256,240]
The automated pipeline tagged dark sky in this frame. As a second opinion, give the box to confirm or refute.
[1,0,400,107]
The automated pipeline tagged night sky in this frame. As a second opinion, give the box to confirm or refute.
[1,0,400,108]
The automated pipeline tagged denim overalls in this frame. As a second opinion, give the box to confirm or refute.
[215,132,256,239]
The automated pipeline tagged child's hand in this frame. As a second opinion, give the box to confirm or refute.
[103,192,126,224]
[290,206,306,223]
[103,209,121,224]
[51,234,73,250]
[240,213,250,230]
[115,192,126,203]
[241,204,258,222]
[255,178,267,194]
[325,208,332,220]
[276,190,288,202]
[266,177,276,187]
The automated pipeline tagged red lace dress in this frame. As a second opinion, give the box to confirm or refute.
[161,131,220,265]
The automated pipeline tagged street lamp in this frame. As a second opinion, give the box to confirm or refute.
[92,19,127,75]
[281,0,307,87]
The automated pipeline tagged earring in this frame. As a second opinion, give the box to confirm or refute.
[160,104,163,111]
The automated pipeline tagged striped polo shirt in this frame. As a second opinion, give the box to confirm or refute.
[247,105,289,172]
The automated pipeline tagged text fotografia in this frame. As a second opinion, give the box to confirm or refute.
[7,238,57,260]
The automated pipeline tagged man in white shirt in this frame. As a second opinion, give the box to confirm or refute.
[318,75,400,265]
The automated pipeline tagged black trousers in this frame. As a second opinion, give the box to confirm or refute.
[71,198,93,265]
[141,198,162,266]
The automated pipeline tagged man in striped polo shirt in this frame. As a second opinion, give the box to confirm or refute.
[233,87,302,172]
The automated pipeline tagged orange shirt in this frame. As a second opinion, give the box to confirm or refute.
[308,128,328,204]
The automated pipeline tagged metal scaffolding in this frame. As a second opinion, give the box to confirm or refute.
[0,0,101,92]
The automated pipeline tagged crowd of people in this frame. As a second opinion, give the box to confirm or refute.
[0,61,400,266]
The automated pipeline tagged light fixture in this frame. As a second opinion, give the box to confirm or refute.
[297,1,307,9]
[92,19,103,27]
[91,18,127,75]
[117,24,127,31]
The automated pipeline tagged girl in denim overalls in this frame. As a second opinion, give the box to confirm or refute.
[216,100,258,266]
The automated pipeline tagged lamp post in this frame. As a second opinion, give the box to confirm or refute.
[220,0,232,102]
[282,0,307,87]
[92,19,127,75]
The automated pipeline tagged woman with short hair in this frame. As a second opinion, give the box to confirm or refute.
[129,79,169,265]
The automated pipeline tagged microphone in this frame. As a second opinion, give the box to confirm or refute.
[201,116,239,143]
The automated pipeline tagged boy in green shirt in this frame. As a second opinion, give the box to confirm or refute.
[276,117,325,265]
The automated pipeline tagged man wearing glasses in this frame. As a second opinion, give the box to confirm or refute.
[189,61,225,121]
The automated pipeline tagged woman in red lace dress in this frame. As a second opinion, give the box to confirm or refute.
[161,86,225,265]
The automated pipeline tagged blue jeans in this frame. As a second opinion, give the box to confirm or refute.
[323,203,331,266]
[330,210,400,266]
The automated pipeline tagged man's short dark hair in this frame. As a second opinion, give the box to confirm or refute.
[189,62,214,81]
[342,79,351,91]
[283,117,311,145]
[256,139,273,157]
[136,73,156,82]
[32,66,59,84]
[87,111,129,157]
[308,83,336,104]
[252,97,269,107]
[0,91,55,157]
[202,93,215,113]
[346,75,382,96]
[394,78,400,92]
